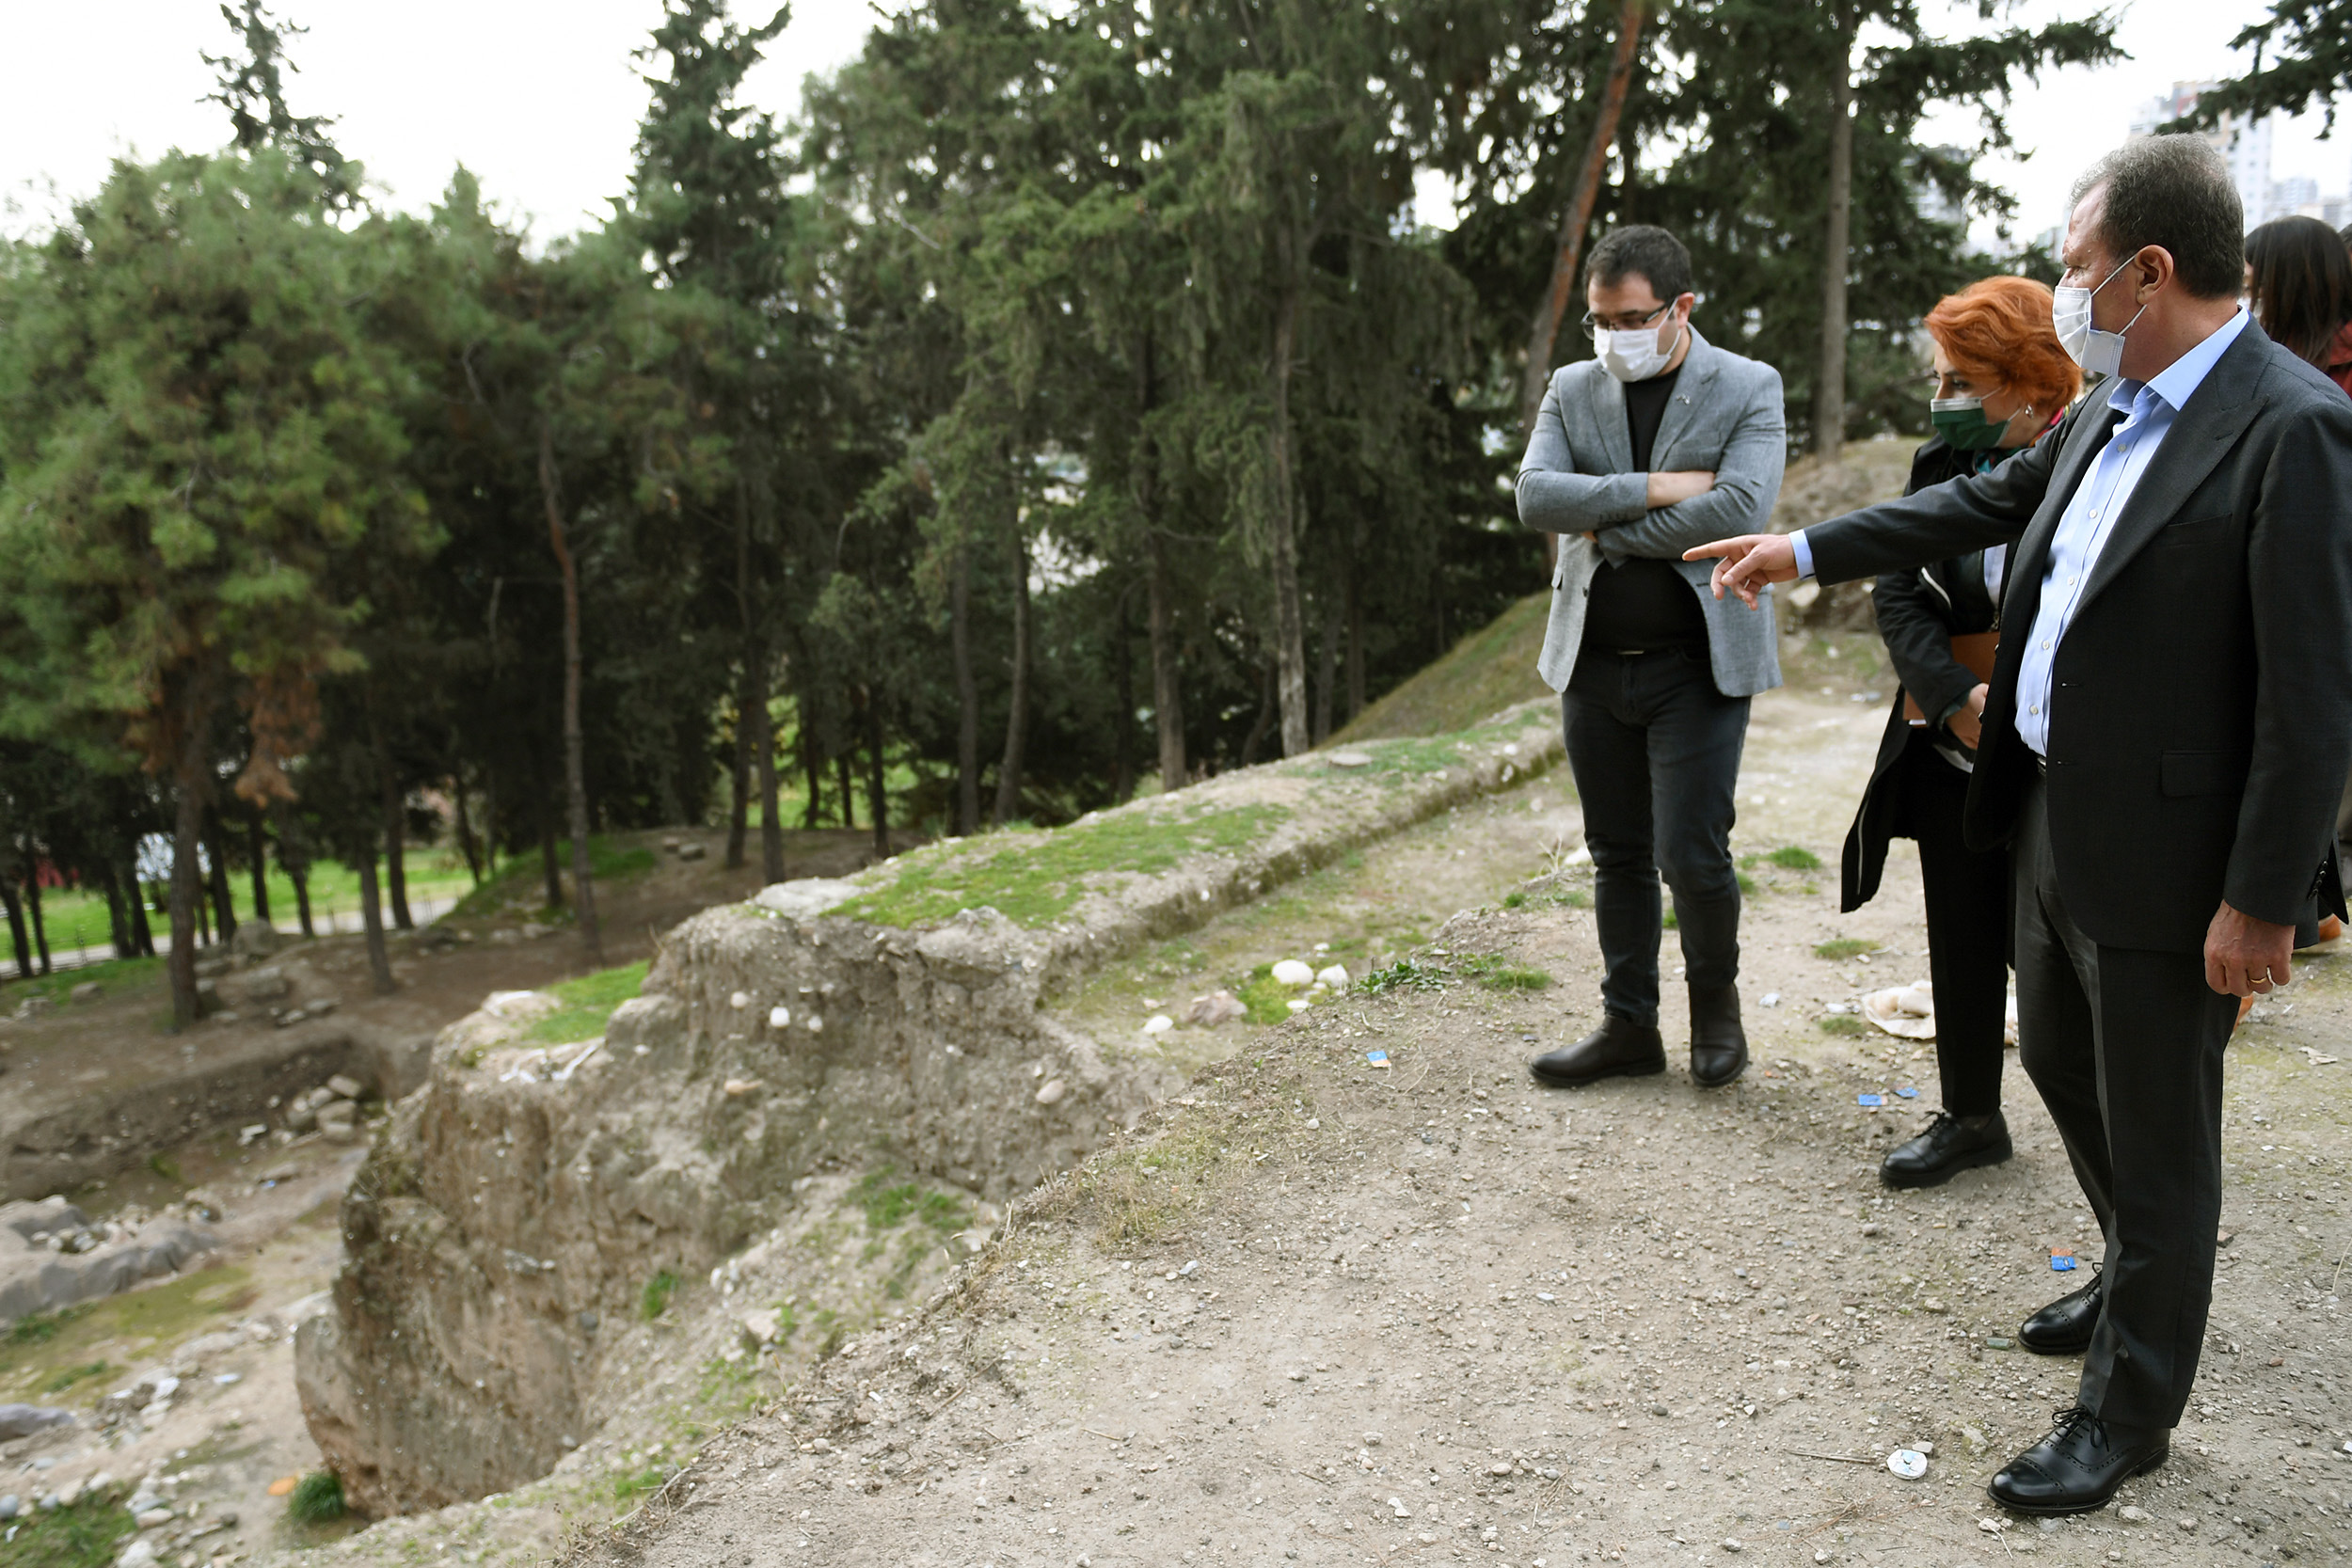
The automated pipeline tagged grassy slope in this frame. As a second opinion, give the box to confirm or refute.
[1328,590,1554,744]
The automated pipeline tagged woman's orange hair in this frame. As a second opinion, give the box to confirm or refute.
[1923,275,2082,420]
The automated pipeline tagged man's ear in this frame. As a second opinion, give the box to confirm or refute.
[2132,246,2173,302]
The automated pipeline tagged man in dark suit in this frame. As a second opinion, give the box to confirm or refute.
[1685,134,2352,1514]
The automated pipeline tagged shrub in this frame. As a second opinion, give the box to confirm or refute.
[641,1269,679,1321]
[288,1469,345,1523]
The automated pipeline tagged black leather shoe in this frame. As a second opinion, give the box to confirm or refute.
[1688,984,1748,1087]
[1987,1406,2169,1515]
[2019,1266,2104,1356]
[1880,1110,2014,1189]
[1531,1015,1666,1087]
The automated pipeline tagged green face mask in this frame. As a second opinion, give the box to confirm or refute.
[1930,395,2010,451]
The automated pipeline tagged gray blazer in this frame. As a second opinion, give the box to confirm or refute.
[1516,326,1788,696]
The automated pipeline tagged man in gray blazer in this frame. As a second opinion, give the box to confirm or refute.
[1516,225,1787,1091]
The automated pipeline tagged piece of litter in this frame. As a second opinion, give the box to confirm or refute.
[213,1372,241,1386]
[1894,1085,1918,1099]
[1856,1093,1883,1107]
[1985,1336,2013,1350]
[267,1478,298,1497]
[2051,1252,2077,1272]
[1886,1449,1928,1480]
[1365,1050,1390,1069]
[1759,992,1780,1007]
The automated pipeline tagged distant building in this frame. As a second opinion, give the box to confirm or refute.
[1911,144,1970,228]
[2128,81,2274,230]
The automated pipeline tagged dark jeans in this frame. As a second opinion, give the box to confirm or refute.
[1890,735,2011,1117]
[1562,646,1749,1027]
[2015,777,2234,1430]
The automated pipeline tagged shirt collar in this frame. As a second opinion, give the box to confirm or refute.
[2107,308,2249,415]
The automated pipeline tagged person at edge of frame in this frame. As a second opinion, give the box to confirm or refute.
[1839,275,2082,1192]
[1513,223,1788,1092]
[1683,134,2352,1519]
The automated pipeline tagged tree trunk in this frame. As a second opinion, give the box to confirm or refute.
[125,858,156,957]
[724,682,753,869]
[204,810,237,944]
[245,809,272,927]
[383,784,412,931]
[1147,530,1185,790]
[540,421,603,964]
[167,755,207,1026]
[834,749,855,830]
[993,531,1031,826]
[1814,5,1856,460]
[1239,659,1278,768]
[753,654,785,885]
[864,691,890,862]
[22,871,49,976]
[356,833,395,995]
[951,542,980,835]
[290,864,313,940]
[1519,0,1647,434]
[453,772,485,886]
[539,816,563,909]
[1112,586,1137,803]
[802,724,823,828]
[1266,259,1311,759]
[0,871,27,981]
[1312,591,1338,746]
[1343,548,1366,721]
[99,861,131,959]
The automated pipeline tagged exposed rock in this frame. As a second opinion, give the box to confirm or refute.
[69,981,102,1005]
[1181,990,1247,1029]
[0,1403,73,1440]
[0,1198,216,1321]
[753,878,861,922]
[230,923,288,959]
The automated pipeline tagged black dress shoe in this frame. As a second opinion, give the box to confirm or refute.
[1531,1014,1665,1087]
[1688,984,1748,1087]
[1880,1110,2014,1189]
[1987,1406,2169,1515]
[2019,1266,2104,1356]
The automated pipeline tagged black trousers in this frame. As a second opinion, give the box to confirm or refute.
[1562,645,1749,1027]
[1889,735,2010,1117]
[2014,777,2234,1430]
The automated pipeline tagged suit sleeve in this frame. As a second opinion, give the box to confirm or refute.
[1593,367,1788,561]
[2228,394,2352,926]
[1874,567,1978,725]
[1804,410,2073,584]
[1516,374,1649,532]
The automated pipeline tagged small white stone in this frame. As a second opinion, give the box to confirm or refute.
[1035,1079,1069,1106]
[1142,1015,1174,1036]
[730,991,752,1009]
[805,1015,823,1034]
[769,1006,791,1028]
[1315,964,1349,988]
[1287,999,1311,1013]
[1271,958,1315,987]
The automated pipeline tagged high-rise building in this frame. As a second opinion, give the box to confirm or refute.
[2127,81,2274,229]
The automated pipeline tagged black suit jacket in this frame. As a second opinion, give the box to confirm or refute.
[1806,323,2352,954]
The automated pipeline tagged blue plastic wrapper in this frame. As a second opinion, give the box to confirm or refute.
[1895,1086,1918,1099]
[2051,1255,2077,1272]
[1857,1093,1884,1107]
[1365,1050,1389,1068]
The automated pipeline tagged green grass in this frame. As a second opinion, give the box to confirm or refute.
[642,1269,680,1322]
[1765,845,1822,871]
[4,1307,87,1350]
[612,1465,669,1506]
[523,960,650,1045]
[5,956,164,1006]
[1812,939,1880,960]
[835,802,1293,930]
[40,1360,108,1395]
[1819,1014,1867,1037]
[0,1490,132,1566]
[1357,958,1446,996]
[0,1269,249,1399]
[850,1169,967,1236]
[24,852,474,958]
[1458,955,1552,991]
[1331,591,1553,742]
[286,1469,345,1524]
[1235,964,1300,1025]
[448,836,660,924]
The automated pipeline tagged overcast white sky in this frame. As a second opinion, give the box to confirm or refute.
[0,0,2333,247]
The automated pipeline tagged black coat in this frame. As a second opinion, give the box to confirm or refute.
[1838,438,2012,912]
[1807,324,2352,953]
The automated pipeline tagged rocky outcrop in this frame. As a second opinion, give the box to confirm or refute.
[295,706,1565,1516]
[0,1197,216,1323]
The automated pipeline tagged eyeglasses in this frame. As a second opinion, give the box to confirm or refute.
[1581,302,1674,333]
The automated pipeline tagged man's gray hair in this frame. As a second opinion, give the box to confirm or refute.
[2070,134,2244,299]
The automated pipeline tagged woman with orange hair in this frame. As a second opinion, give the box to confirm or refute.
[1839,275,2081,1191]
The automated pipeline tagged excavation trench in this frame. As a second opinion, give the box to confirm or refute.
[294,706,1570,1514]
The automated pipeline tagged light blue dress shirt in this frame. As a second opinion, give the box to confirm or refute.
[2011,310,2247,754]
[1788,311,2249,753]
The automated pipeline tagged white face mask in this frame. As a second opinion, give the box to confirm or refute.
[1593,310,1684,382]
[2051,259,2149,379]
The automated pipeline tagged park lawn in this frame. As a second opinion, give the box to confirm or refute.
[22,851,476,958]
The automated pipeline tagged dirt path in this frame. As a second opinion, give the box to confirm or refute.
[571,668,2351,1568]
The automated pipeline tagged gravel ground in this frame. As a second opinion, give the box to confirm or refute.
[566,680,2349,1568]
